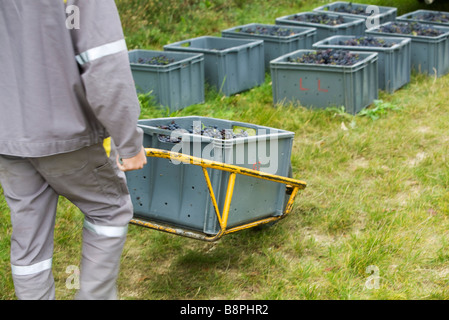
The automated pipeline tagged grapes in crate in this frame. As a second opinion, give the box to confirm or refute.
[338,36,396,48]
[287,49,361,66]
[379,22,444,37]
[237,25,296,37]
[137,55,175,66]
[332,3,370,16]
[414,12,449,23]
[288,13,346,26]
[157,121,250,143]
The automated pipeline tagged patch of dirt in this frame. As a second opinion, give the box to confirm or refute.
[350,157,369,171]
[394,181,421,206]
[407,152,427,167]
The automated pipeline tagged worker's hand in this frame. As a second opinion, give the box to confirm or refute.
[117,146,147,171]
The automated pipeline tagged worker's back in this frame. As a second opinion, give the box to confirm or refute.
[0,0,142,159]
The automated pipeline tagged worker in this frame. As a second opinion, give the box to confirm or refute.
[0,0,147,299]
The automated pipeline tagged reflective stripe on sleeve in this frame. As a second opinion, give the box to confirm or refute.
[11,258,52,276]
[75,39,127,66]
[83,220,128,238]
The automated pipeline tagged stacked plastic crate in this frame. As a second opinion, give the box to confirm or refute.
[271,2,397,113]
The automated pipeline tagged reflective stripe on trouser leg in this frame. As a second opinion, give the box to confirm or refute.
[75,220,129,300]
[0,155,58,300]
[24,142,133,300]
[11,260,55,301]
[11,258,52,276]
[75,143,132,300]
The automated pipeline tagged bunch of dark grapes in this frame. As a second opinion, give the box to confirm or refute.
[137,55,175,66]
[288,49,360,66]
[158,121,184,143]
[239,25,296,37]
[157,121,249,143]
[289,13,346,26]
[414,12,449,23]
[338,36,396,48]
[379,22,444,37]
[199,126,223,139]
[332,3,370,16]
[193,126,249,139]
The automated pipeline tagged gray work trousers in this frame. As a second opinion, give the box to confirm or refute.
[0,142,133,300]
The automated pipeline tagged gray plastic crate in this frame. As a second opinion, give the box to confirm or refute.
[397,10,449,27]
[270,49,378,114]
[313,35,411,93]
[221,23,317,70]
[164,36,264,96]
[313,1,397,27]
[275,12,365,41]
[125,116,295,235]
[129,50,204,111]
[366,21,449,77]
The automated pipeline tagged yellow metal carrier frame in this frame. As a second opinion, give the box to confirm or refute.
[130,148,307,242]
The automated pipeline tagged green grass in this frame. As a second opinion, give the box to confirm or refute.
[2,0,449,300]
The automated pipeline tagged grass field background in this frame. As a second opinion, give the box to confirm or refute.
[2,0,449,299]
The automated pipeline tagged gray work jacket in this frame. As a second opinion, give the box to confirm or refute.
[0,0,143,158]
